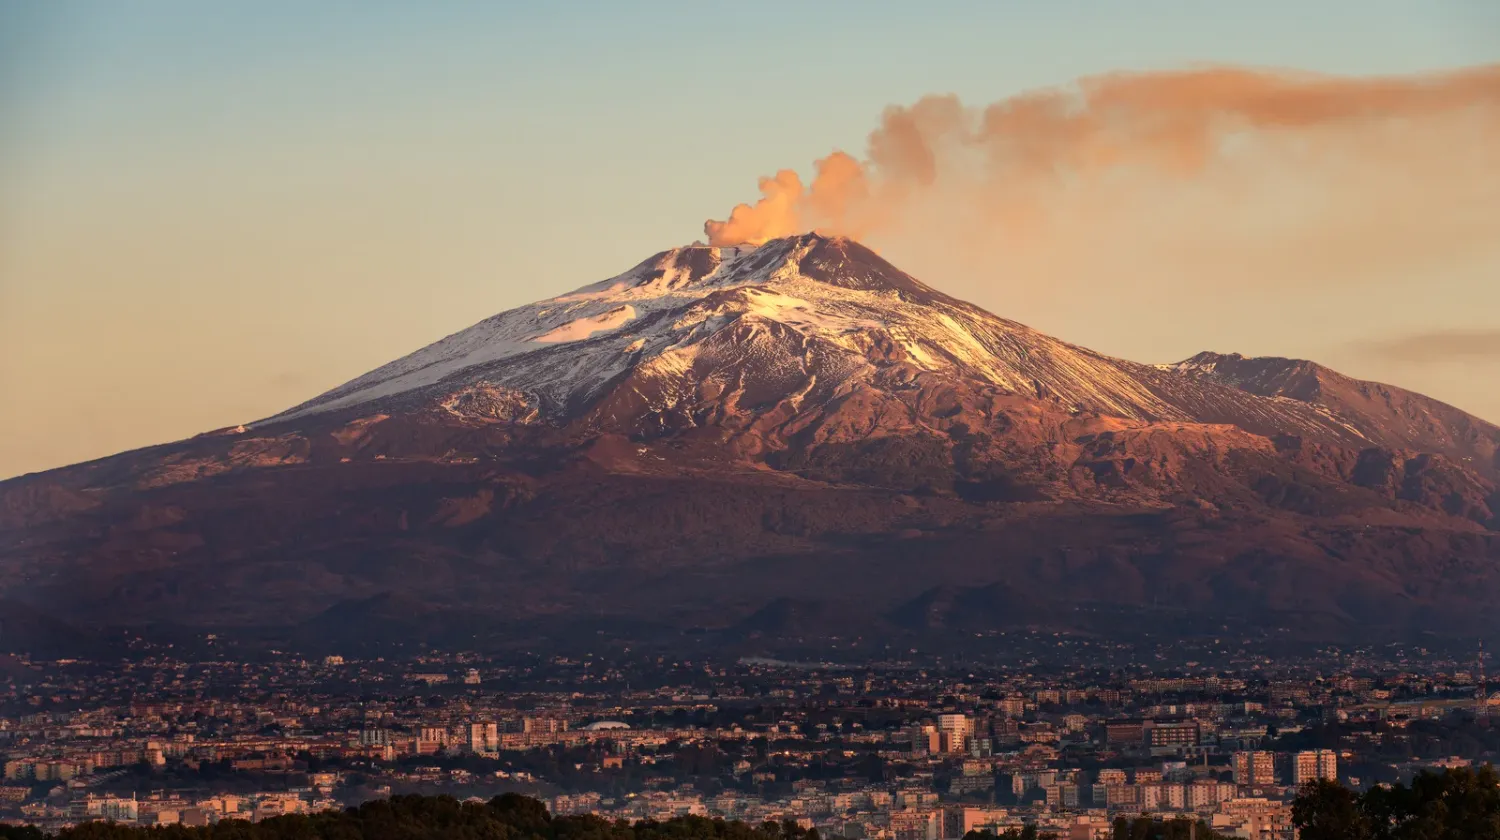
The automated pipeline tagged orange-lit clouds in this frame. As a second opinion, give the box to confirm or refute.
[703,65,1500,247]
[703,170,805,247]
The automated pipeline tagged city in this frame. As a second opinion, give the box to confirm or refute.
[3,641,1499,838]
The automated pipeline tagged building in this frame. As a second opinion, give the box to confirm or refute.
[937,714,973,754]
[1294,750,1338,786]
[522,716,569,735]
[1096,769,1127,785]
[950,775,995,796]
[891,809,941,840]
[1188,780,1236,810]
[416,726,449,755]
[1105,784,1139,809]
[1214,798,1294,840]
[908,724,940,755]
[82,795,140,824]
[1234,751,1277,786]
[998,697,1026,718]
[1068,815,1112,840]
[1045,783,1081,809]
[942,806,1009,838]
[1147,719,1201,749]
[468,722,499,754]
[1106,720,1145,745]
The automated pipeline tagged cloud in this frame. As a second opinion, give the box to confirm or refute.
[702,170,805,249]
[1356,329,1500,365]
[702,65,1500,266]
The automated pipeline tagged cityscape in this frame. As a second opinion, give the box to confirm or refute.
[3,641,1499,838]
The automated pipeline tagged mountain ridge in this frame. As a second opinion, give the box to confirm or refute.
[2,234,1498,653]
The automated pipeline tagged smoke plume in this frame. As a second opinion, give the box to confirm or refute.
[703,65,1500,249]
[1357,329,1500,365]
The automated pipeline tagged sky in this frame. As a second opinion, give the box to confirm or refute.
[1,0,1498,479]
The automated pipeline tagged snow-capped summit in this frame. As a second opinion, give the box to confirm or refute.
[255,232,1500,480]
[8,234,1500,650]
[270,234,1390,455]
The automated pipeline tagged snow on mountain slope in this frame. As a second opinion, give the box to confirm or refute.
[264,235,1365,446]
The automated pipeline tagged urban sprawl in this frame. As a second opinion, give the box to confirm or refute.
[3,641,1498,840]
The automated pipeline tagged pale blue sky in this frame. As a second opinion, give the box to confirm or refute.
[2,1,1498,477]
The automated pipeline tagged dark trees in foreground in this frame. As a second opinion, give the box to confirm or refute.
[1294,766,1500,840]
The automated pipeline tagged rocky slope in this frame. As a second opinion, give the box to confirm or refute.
[2,234,1498,654]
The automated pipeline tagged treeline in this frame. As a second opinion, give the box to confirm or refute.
[1295,765,1500,839]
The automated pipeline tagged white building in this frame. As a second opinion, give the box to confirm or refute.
[1294,750,1338,786]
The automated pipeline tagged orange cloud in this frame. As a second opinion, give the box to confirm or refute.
[703,64,1500,248]
[702,169,804,248]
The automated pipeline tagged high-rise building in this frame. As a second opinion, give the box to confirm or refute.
[1147,719,1201,748]
[908,724,940,755]
[1045,783,1081,809]
[468,722,499,753]
[937,714,973,754]
[523,716,569,735]
[1188,780,1232,809]
[1233,751,1277,786]
[1294,750,1337,785]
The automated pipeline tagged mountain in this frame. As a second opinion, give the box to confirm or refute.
[3,233,1499,654]
[1171,351,1500,467]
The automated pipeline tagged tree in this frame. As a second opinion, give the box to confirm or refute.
[490,792,553,833]
[1292,779,1370,840]
[1292,766,1500,840]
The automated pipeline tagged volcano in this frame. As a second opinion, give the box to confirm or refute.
[3,234,1499,654]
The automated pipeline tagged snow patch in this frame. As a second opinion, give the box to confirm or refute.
[533,305,637,343]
